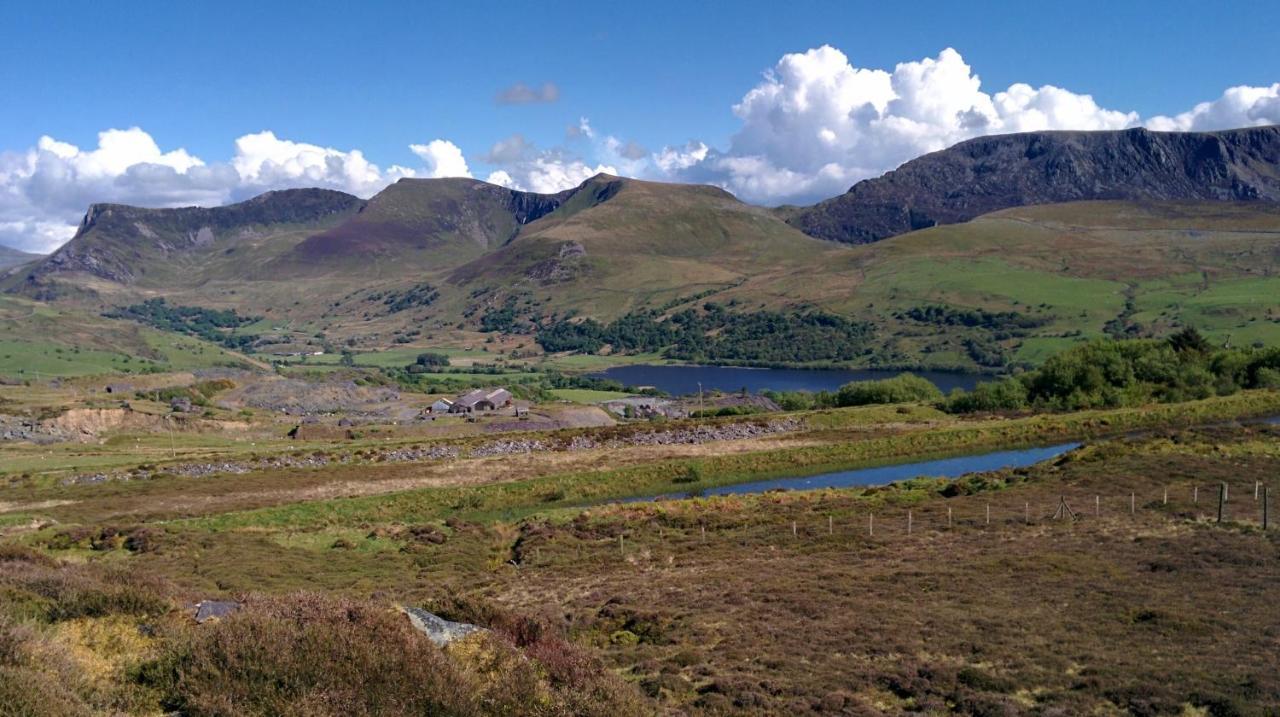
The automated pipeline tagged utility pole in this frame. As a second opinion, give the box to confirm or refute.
[1264,487,1270,531]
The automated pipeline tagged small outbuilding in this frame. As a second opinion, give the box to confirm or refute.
[429,398,455,414]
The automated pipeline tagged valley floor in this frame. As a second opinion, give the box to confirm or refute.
[1,392,1278,715]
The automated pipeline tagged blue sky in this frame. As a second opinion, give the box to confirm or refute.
[2,0,1279,251]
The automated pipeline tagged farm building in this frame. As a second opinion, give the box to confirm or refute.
[429,398,454,414]
[449,388,513,414]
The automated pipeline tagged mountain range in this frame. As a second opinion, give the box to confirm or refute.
[7,125,1280,371]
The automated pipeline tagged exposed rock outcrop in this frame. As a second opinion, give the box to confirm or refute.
[401,607,485,646]
[785,126,1280,244]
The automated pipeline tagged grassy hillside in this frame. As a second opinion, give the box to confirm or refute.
[446,175,840,318]
[712,200,1280,368]
[278,178,561,274]
[0,295,257,379]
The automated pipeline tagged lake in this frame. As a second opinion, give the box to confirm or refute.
[590,364,983,396]
[624,442,1080,502]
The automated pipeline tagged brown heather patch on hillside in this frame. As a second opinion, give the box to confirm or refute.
[417,426,1280,715]
[22,425,1276,714]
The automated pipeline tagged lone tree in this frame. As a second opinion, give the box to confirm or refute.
[1168,326,1212,354]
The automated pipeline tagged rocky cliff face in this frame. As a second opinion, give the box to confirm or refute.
[283,175,624,262]
[784,126,1280,244]
[27,188,364,283]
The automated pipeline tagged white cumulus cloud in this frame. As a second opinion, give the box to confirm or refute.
[232,130,408,196]
[659,46,1145,204]
[1146,83,1280,131]
[502,155,616,194]
[478,130,615,194]
[408,139,472,178]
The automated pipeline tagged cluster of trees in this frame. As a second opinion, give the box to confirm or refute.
[763,373,941,411]
[374,282,439,314]
[413,352,451,367]
[903,305,1045,332]
[962,336,1010,368]
[943,329,1280,413]
[536,304,874,364]
[479,305,523,333]
[762,330,1280,415]
[106,299,259,349]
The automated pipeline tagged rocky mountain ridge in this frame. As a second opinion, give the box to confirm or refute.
[783,125,1280,243]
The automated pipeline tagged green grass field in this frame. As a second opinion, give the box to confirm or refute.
[0,296,255,379]
[547,388,634,403]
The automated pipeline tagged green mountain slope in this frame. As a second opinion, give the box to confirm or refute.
[445,174,839,318]
[274,178,574,276]
[0,295,259,379]
[728,200,1280,367]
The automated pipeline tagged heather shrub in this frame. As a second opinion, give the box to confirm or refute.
[0,665,90,717]
[0,554,170,622]
[142,593,475,716]
[142,592,649,717]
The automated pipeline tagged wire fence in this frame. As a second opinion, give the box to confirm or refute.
[594,480,1275,562]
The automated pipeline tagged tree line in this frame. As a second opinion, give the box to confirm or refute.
[535,304,875,364]
[764,329,1280,414]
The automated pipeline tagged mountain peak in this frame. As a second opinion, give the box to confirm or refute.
[788,124,1280,243]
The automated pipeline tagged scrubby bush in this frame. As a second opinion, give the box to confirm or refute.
[942,377,1029,413]
[834,373,943,407]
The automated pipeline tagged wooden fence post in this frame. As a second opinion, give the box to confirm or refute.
[828,515,833,535]
[947,506,953,528]
[1095,495,1100,516]
[1194,485,1199,503]
[907,510,913,535]
[619,534,625,555]
[1217,482,1226,524]
[1163,487,1168,505]
[869,513,874,537]
[1255,481,1261,501]
[1130,492,1135,515]
[700,525,706,543]
[985,503,990,526]
[792,520,797,537]
[1264,487,1270,531]
[1024,502,1030,525]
